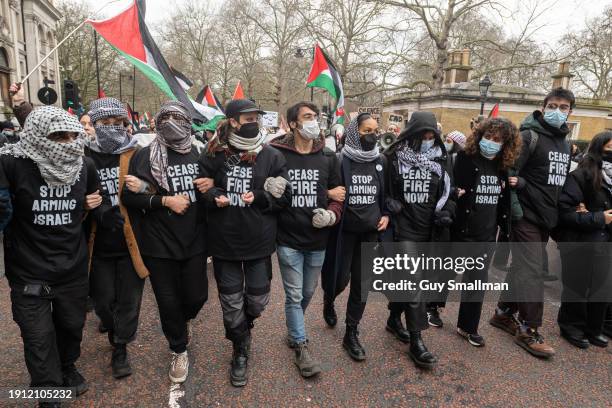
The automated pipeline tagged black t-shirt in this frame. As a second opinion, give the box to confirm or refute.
[470,155,502,240]
[393,159,442,241]
[199,145,289,261]
[343,160,382,233]
[122,146,205,260]
[275,148,341,250]
[86,148,128,257]
[0,156,99,286]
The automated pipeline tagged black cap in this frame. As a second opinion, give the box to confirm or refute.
[225,99,265,119]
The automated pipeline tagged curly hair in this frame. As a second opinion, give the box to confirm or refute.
[464,117,522,171]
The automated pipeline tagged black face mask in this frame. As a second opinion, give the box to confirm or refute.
[236,122,260,139]
[360,133,378,151]
[603,151,612,163]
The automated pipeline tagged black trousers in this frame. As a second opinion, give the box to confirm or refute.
[145,254,208,353]
[429,242,494,334]
[10,279,88,387]
[498,218,549,328]
[90,255,145,345]
[326,230,377,326]
[558,248,612,337]
[213,256,272,342]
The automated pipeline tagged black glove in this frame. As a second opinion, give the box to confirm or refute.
[434,210,453,227]
[101,207,125,231]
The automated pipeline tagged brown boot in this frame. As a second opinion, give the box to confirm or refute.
[489,308,520,335]
[514,326,555,358]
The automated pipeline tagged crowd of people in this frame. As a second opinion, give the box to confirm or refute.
[0,83,610,407]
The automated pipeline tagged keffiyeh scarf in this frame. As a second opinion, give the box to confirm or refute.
[0,106,85,186]
[150,100,193,191]
[396,143,450,212]
[341,117,379,163]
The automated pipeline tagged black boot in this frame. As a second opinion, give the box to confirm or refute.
[343,324,366,361]
[230,335,250,387]
[407,331,438,369]
[62,365,88,396]
[386,311,410,343]
[323,298,337,327]
[111,344,132,379]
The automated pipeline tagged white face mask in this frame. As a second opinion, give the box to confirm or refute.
[299,120,321,140]
[444,141,453,152]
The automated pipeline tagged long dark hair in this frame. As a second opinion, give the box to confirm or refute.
[578,131,612,191]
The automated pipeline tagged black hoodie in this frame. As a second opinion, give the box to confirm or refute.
[199,143,290,261]
[514,110,571,230]
[384,112,456,242]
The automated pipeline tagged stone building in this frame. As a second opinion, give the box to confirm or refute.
[0,0,62,119]
[383,50,612,141]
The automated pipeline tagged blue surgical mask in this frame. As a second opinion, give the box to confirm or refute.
[479,138,502,159]
[543,109,567,128]
[420,139,435,153]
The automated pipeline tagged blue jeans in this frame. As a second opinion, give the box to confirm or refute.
[277,246,326,343]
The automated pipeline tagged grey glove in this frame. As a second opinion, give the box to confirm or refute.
[312,208,336,228]
[263,176,289,199]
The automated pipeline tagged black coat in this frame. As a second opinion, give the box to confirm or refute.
[451,150,511,241]
[558,165,612,243]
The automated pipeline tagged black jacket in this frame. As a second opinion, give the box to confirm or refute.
[199,144,290,261]
[558,165,612,243]
[451,150,511,242]
[514,110,571,230]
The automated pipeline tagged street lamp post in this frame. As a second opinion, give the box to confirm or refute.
[479,74,492,115]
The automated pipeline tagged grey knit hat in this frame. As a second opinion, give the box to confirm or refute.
[88,97,128,123]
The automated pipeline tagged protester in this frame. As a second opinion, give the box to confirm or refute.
[85,98,146,378]
[491,87,574,359]
[321,113,389,361]
[197,99,290,387]
[79,113,96,141]
[0,121,19,147]
[557,131,612,349]
[9,83,33,128]
[430,118,521,346]
[0,106,120,403]
[387,124,400,136]
[383,111,455,369]
[269,101,342,378]
[122,100,208,383]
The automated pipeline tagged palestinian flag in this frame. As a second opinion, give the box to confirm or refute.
[488,103,499,118]
[196,85,224,112]
[232,81,245,100]
[86,0,222,130]
[170,66,193,91]
[306,44,345,124]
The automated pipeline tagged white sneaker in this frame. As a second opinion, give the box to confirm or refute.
[169,351,189,383]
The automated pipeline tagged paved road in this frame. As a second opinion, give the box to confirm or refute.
[0,254,610,407]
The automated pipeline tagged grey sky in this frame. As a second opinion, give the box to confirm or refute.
[89,0,609,46]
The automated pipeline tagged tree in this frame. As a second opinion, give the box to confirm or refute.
[562,6,612,99]
[373,0,500,89]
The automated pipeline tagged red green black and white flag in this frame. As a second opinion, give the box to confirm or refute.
[86,0,224,130]
[306,44,345,125]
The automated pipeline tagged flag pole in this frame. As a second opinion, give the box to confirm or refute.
[18,0,122,85]
[132,65,136,111]
[94,30,101,97]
